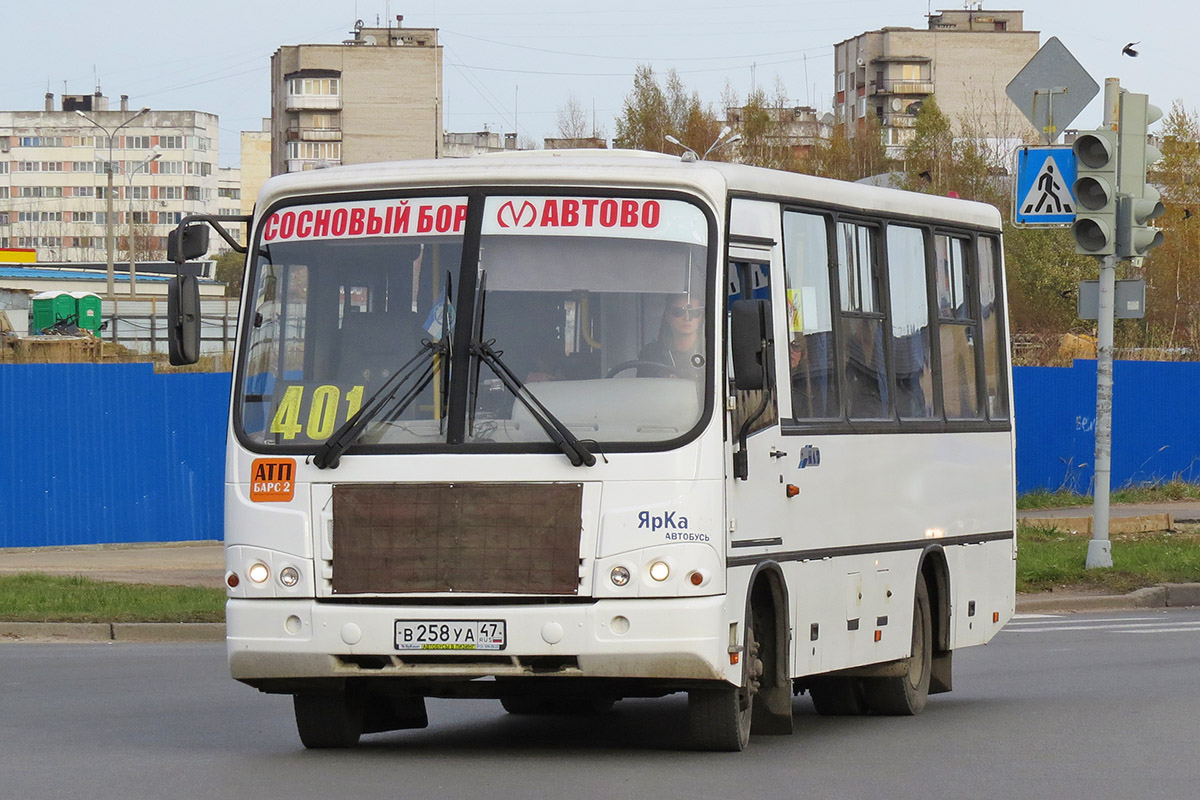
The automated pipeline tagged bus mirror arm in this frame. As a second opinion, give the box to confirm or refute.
[729,299,774,480]
[734,389,771,481]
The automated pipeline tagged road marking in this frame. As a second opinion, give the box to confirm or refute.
[1002,620,1200,634]
[1007,615,1164,626]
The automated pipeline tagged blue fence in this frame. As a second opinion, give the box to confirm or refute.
[1013,360,1200,494]
[0,364,230,548]
[2,361,1198,546]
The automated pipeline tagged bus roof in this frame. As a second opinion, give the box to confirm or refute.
[257,150,1003,232]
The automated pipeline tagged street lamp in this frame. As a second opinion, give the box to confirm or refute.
[126,148,161,296]
[74,106,150,298]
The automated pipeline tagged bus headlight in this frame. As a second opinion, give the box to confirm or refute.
[247,562,270,584]
[649,561,670,582]
[610,566,631,586]
[279,566,300,587]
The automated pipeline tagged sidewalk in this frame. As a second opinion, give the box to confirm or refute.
[1018,500,1200,532]
[0,541,224,589]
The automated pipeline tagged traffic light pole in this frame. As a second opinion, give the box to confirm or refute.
[1087,78,1122,569]
[1088,253,1116,568]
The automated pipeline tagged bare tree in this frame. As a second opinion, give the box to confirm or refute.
[556,94,589,140]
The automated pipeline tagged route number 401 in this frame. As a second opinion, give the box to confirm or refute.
[270,384,364,441]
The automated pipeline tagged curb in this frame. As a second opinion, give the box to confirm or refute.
[0,622,225,644]
[1019,513,1174,534]
[1015,582,1200,613]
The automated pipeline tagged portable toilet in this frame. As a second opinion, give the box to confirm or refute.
[70,291,103,335]
[30,291,77,333]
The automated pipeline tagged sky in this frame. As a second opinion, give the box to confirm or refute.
[1,0,1191,168]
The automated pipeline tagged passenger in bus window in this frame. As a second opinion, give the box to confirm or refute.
[639,294,704,379]
[790,333,836,418]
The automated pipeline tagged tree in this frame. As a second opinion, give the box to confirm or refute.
[214,250,245,298]
[801,115,890,182]
[614,65,672,152]
[1002,225,1093,335]
[899,98,956,194]
[614,66,721,156]
[729,87,796,170]
[555,93,606,141]
[1143,101,1200,347]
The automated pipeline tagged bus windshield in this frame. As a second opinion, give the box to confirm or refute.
[236,194,711,453]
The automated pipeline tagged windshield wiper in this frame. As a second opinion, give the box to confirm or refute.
[466,274,594,467]
[312,338,444,469]
[472,339,596,467]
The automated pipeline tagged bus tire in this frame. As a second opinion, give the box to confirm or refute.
[688,617,760,751]
[293,691,363,749]
[862,578,932,716]
[807,676,868,716]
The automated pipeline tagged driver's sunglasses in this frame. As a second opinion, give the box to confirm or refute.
[670,306,704,320]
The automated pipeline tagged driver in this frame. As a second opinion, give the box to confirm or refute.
[638,294,704,379]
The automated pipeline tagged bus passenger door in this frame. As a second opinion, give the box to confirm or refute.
[726,249,790,551]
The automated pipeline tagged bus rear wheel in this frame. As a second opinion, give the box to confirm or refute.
[293,691,363,749]
[862,578,932,715]
[688,618,760,751]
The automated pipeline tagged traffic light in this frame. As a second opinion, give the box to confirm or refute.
[1116,92,1165,259]
[1071,129,1119,255]
[1117,191,1165,259]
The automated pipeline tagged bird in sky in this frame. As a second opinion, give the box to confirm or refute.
[1122,41,1140,57]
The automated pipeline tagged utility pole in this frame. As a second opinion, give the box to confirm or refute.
[74,106,150,298]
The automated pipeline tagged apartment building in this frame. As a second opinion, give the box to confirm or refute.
[240,120,271,217]
[725,105,834,159]
[834,8,1039,158]
[270,16,443,175]
[443,130,517,158]
[0,92,220,264]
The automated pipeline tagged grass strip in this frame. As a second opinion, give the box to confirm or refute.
[1017,523,1200,594]
[0,574,225,623]
[1017,479,1200,510]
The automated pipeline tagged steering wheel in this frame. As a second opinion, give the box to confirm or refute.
[605,360,679,378]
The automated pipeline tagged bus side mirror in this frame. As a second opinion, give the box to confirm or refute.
[730,298,772,391]
[168,274,201,365]
[168,223,210,263]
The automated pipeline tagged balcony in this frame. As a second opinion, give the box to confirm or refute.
[874,80,935,96]
[285,93,342,111]
[287,159,343,173]
[286,125,343,142]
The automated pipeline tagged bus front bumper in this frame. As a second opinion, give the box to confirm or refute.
[226,596,735,685]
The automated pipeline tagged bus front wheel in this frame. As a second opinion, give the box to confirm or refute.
[688,617,761,751]
[293,691,363,749]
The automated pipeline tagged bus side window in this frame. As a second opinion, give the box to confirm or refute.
[886,225,935,420]
[837,220,890,420]
[976,235,1008,420]
[727,259,776,435]
[782,211,838,420]
[935,234,981,419]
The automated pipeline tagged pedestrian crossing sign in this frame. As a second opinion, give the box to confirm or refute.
[1014,145,1077,226]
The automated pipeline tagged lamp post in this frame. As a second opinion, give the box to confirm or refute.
[74,106,150,298]
[125,148,161,296]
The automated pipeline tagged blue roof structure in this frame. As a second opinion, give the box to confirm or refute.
[0,266,172,282]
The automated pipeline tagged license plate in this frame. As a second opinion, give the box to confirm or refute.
[394,620,507,651]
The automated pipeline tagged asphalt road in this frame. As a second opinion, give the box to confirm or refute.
[4,609,1200,800]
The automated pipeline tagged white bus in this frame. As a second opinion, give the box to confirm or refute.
[167,150,1015,751]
